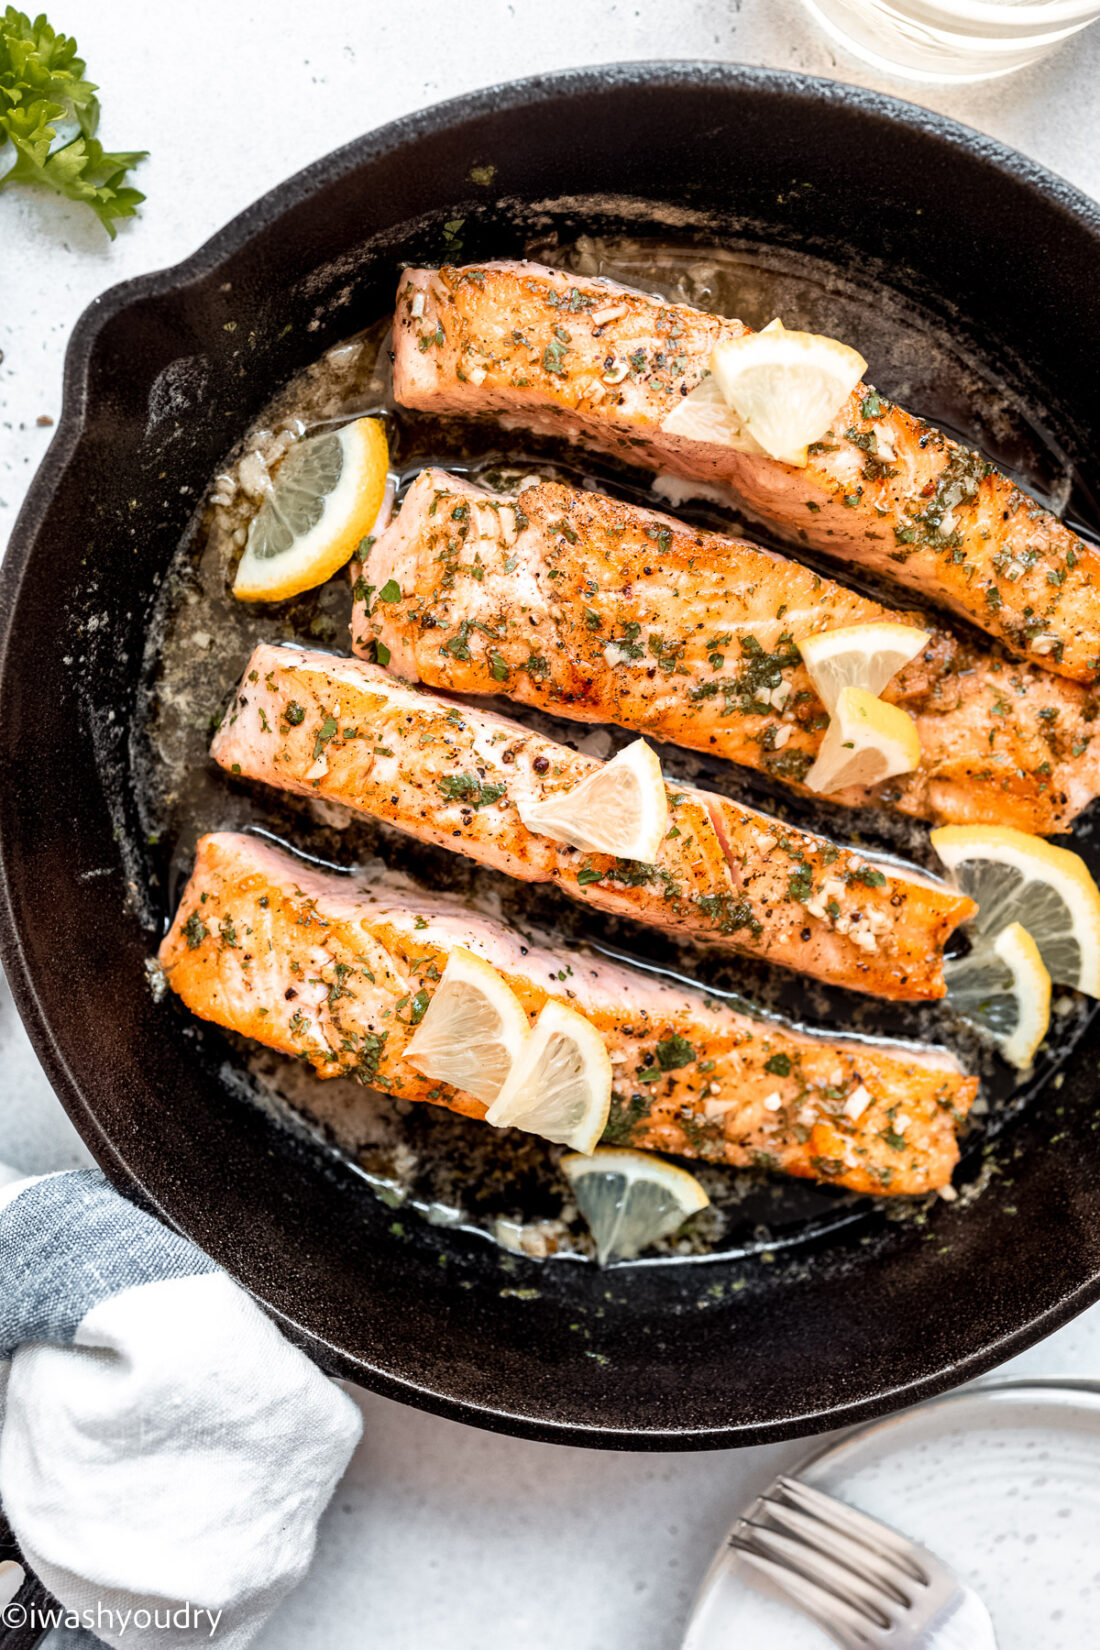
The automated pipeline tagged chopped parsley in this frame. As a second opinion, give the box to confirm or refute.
[183,914,208,949]
[313,716,338,760]
[602,1090,651,1145]
[437,773,507,809]
[542,337,570,375]
[351,1030,387,1085]
[695,893,762,939]
[788,864,814,903]
[442,622,473,661]
[655,1032,696,1071]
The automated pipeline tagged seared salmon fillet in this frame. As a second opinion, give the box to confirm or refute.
[393,260,1100,684]
[352,470,1100,835]
[159,833,977,1195]
[213,643,974,1001]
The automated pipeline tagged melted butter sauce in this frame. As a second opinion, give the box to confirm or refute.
[133,236,1100,1265]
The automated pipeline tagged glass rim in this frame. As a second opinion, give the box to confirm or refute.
[881,0,1100,30]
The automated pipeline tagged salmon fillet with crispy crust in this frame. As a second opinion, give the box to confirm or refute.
[159,833,977,1196]
[213,643,974,1001]
[352,470,1100,836]
[393,260,1100,684]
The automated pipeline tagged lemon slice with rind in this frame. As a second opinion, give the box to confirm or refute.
[804,685,921,796]
[403,946,530,1103]
[660,320,783,452]
[932,825,1100,996]
[709,323,867,467]
[659,372,766,454]
[560,1147,710,1264]
[485,999,611,1153]
[233,415,388,601]
[944,921,1051,1070]
[800,622,930,715]
[517,739,669,863]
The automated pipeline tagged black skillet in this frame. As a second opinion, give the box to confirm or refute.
[3,64,1100,1449]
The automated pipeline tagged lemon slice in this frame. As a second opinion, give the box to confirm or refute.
[660,372,766,453]
[709,323,867,466]
[560,1147,710,1264]
[403,946,530,1103]
[233,415,389,601]
[800,622,930,715]
[804,685,921,795]
[660,321,784,450]
[944,921,1051,1070]
[931,825,1100,996]
[485,999,612,1152]
[516,739,669,863]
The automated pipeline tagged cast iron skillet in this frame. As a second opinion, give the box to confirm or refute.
[3,64,1100,1450]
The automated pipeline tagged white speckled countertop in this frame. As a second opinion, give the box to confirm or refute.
[4,4,1100,1646]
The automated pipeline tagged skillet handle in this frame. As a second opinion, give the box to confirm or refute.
[0,1508,52,1650]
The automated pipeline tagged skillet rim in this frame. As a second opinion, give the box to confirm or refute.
[4,61,1100,1449]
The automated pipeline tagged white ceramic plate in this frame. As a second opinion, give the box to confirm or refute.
[683,1380,1100,1650]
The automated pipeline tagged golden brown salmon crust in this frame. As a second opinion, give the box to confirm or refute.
[213,644,975,1001]
[353,470,1100,836]
[159,833,977,1196]
[393,260,1100,684]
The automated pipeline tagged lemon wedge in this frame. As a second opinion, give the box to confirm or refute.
[560,1148,710,1264]
[485,999,612,1153]
[800,622,930,715]
[660,372,766,453]
[708,322,867,466]
[233,415,389,601]
[516,739,669,863]
[804,685,921,795]
[944,921,1051,1070]
[403,946,530,1103]
[932,825,1100,996]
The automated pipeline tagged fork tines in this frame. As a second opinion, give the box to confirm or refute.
[730,1475,931,1642]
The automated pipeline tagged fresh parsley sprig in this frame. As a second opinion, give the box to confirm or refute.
[0,7,146,237]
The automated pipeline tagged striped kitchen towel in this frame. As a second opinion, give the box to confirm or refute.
[0,1164,361,1650]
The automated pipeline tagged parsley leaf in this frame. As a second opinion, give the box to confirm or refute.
[0,9,147,237]
[437,772,507,809]
[655,1032,695,1071]
[313,716,338,760]
[182,913,208,950]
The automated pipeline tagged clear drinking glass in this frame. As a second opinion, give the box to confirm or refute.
[801,0,1100,82]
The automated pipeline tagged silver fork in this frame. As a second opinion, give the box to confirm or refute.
[730,1475,998,1649]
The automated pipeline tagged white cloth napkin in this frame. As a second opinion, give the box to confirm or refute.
[0,1165,362,1650]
